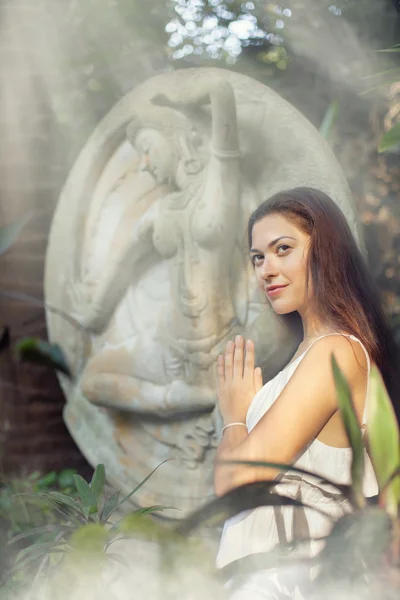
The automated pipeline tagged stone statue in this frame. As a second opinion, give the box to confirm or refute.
[45,68,362,516]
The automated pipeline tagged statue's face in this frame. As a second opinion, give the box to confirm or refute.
[134,128,176,184]
[250,213,311,317]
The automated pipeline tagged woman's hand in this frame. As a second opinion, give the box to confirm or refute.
[217,336,263,425]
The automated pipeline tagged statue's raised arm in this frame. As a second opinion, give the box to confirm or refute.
[152,79,240,157]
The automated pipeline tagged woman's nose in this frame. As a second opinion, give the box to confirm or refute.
[260,258,278,279]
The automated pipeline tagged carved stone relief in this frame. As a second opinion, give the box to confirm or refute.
[45,68,362,516]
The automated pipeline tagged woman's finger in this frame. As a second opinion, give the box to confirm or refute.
[217,354,225,381]
[244,338,255,377]
[254,366,263,392]
[233,335,244,379]
[224,340,234,380]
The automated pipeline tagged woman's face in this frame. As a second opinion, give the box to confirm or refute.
[134,128,176,184]
[250,213,311,315]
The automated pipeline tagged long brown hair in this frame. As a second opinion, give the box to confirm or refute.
[248,187,400,419]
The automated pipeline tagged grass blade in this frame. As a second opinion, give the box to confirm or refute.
[0,213,32,256]
[366,366,400,517]
[90,464,105,506]
[177,481,333,535]
[319,100,339,141]
[331,355,365,509]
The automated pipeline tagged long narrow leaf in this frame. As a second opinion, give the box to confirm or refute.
[220,547,319,587]
[15,339,72,378]
[331,355,365,509]
[100,491,120,522]
[90,464,105,506]
[116,459,170,511]
[117,514,170,541]
[110,505,178,532]
[219,459,352,500]
[362,67,400,79]
[366,366,400,516]
[10,547,67,577]
[177,481,333,536]
[379,122,400,153]
[0,213,32,256]
[46,491,86,517]
[15,541,65,568]
[319,100,339,141]
[73,475,97,513]
[8,525,72,545]
[14,493,84,525]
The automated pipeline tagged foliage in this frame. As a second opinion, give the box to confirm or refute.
[0,462,173,599]
[379,121,400,152]
[1,349,400,598]
[14,338,72,378]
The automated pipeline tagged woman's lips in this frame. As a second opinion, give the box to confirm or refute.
[266,285,288,298]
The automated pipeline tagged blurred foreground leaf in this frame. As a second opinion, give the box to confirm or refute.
[332,355,365,509]
[319,100,339,141]
[367,366,400,517]
[15,338,72,377]
[379,122,400,153]
[0,213,32,256]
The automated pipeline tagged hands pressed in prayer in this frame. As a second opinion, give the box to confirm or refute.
[217,335,263,425]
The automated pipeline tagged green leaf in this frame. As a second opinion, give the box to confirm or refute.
[366,366,400,517]
[58,469,77,490]
[69,523,109,553]
[220,548,317,588]
[36,472,58,490]
[0,213,32,256]
[90,464,105,505]
[379,122,400,153]
[131,505,175,516]
[377,46,400,53]
[116,460,170,511]
[15,338,72,377]
[111,505,177,532]
[219,459,351,500]
[8,525,72,545]
[73,475,97,517]
[319,100,339,141]
[331,355,365,509]
[46,491,86,519]
[13,541,65,572]
[117,512,171,542]
[100,491,120,522]
[177,481,333,536]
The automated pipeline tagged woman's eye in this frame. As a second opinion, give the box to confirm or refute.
[252,254,263,266]
[277,245,290,254]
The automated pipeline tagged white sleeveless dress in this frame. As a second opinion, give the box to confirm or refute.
[216,333,379,599]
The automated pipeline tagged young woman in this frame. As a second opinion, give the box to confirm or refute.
[215,187,400,599]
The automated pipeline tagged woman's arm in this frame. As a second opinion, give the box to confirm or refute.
[214,336,369,496]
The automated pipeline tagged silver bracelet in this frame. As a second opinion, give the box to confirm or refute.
[221,422,248,435]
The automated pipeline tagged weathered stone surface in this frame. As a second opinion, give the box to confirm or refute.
[45,67,360,516]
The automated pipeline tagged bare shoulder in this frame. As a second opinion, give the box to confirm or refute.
[307,335,368,372]
[291,334,369,397]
